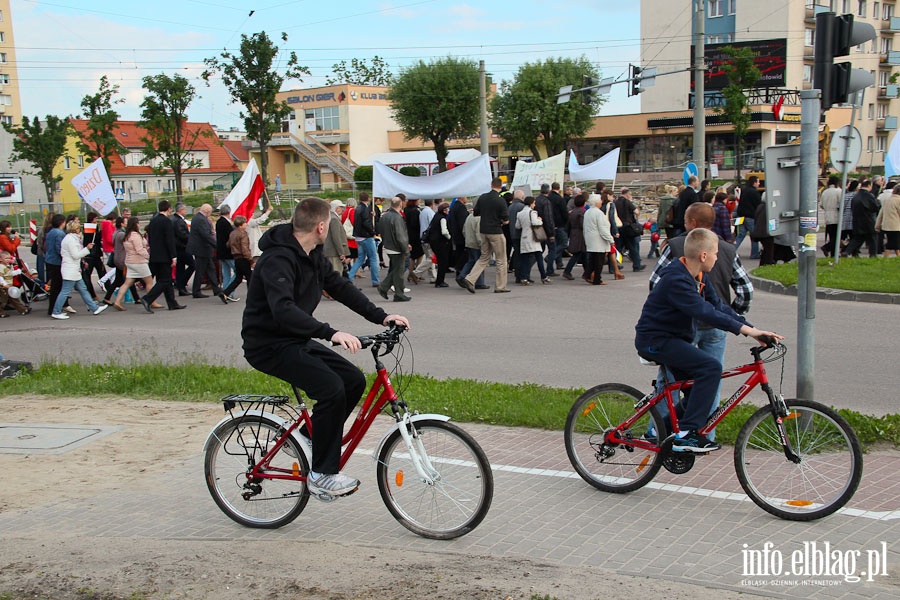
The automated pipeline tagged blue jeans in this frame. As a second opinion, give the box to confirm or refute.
[53,278,99,315]
[220,259,235,290]
[734,218,759,257]
[347,237,380,285]
[547,227,568,271]
[458,248,485,286]
[623,234,643,270]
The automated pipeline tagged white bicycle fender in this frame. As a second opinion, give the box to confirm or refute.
[202,410,312,465]
[372,413,451,460]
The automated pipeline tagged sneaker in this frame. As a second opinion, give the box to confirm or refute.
[92,304,108,315]
[307,472,360,497]
[63,306,77,314]
[51,313,69,320]
[672,430,721,453]
[225,295,240,303]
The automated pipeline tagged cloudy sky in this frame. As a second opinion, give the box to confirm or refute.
[8,0,643,129]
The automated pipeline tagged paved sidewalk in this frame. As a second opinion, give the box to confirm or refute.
[1,417,897,598]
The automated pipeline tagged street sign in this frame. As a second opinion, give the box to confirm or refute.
[557,85,573,104]
[829,125,863,174]
[683,162,699,185]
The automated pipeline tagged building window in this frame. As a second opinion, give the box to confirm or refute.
[859,0,867,18]
[708,34,733,44]
[843,0,851,13]
[806,29,815,46]
[803,64,813,82]
[139,180,147,193]
[885,3,894,19]
[77,155,84,168]
[867,136,874,151]
[64,156,71,169]
[304,105,341,132]
[0,53,7,64]
[0,74,8,85]
[878,103,889,118]
[869,103,876,119]
[880,70,890,86]
[875,2,881,20]
[189,179,197,191]
[0,32,5,43]
[709,0,725,17]
[882,37,893,54]
[0,94,11,106]
[878,135,887,151]
[0,115,11,126]
[729,0,736,14]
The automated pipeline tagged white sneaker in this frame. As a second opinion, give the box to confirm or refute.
[307,472,360,497]
[92,304,108,315]
[51,313,69,320]
[63,306,77,314]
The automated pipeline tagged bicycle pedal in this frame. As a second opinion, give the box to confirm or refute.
[311,491,337,503]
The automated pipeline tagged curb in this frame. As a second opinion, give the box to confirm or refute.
[749,275,900,305]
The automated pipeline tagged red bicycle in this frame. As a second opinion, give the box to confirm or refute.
[203,323,494,539]
[564,339,862,521]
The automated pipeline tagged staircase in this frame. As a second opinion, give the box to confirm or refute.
[270,133,358,183]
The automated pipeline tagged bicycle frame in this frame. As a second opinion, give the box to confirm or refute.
[607,349,797,461]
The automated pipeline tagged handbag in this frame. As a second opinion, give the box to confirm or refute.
[627,222,643,237]
[532,224,548,243]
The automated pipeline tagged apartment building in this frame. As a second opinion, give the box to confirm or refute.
[0,0,22,128]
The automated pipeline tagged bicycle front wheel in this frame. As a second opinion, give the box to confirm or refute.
[377,419,493,540]
[735,399,863,521]
[205,416,310,528]
[564,383,666,493]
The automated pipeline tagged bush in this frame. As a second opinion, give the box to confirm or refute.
[354,166,373,190]
[398,166,421,177]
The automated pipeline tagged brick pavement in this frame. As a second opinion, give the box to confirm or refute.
[1,416,897,598]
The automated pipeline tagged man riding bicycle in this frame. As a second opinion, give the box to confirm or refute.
[634,228,781,452]
[242,197,410,497]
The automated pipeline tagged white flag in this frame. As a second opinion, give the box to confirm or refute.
[568,148,620,182]
[71,157,118,216]
[511,151,566,190]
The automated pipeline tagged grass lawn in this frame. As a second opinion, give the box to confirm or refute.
[753,256,900,293]
[2,361,897,448]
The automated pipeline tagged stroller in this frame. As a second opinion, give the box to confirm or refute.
[9,256,47,305]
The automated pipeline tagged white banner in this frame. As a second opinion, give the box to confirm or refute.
[511,151,566,190]
[71,157,118,216]
[886,133,900,179]
[373,154,492,199]
[567,148,620,182]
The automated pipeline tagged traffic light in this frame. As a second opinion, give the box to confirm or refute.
[629,64,643,97]
[582,75,595,105]
[814,12,876,111]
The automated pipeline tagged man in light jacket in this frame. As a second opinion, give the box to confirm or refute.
[376,197,411,302]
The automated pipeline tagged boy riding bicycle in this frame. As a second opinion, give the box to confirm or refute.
[634,228,782,452]
[242,197,410,497]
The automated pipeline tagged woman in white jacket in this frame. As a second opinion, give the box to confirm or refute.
[582,193,615,285]
[51,220,108,320]
[515,196,550,285]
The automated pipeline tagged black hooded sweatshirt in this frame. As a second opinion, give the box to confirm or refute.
[242,223,388,354]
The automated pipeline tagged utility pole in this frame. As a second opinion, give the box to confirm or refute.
[479,60,488,156]
[797,89,820,406]
[693,0,706,178]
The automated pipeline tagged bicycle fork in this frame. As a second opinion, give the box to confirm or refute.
[396,412,441,485]
[761,383,801,464]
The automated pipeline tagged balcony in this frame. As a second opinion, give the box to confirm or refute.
[889,17,900,33]
[879,84,900,98]
[877,116,898,130]
[883,51,900,65]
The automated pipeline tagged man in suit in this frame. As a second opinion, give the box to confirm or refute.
[187,203,226,302]
[216,204,235,290]
[735,175,762,259]
[448,195,469,275]
[139,200,185,313]
[172,202,194,296]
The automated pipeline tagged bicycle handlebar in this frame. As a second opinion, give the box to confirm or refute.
[334,322,408,349]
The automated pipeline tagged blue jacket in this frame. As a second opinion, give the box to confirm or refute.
[44,228,65,266]
[635,259,750,344]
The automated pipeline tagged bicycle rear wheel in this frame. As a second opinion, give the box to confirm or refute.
[734,399,863,521]
[377,419,493,540]
[205,416,310,528]
[564,383,666,493]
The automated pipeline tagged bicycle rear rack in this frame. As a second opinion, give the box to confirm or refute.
[220,394,305,422]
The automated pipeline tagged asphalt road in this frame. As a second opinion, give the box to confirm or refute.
[3,243,897,416]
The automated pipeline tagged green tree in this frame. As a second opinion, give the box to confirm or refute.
[490,57,601,161]
[716,46,761,181]
[354,165,374,190]
[3,115,73,204]
[75,75,126,172]
[138,73,205,202]
[326,56,393,86]
[203,32,310,188]
[389,57,480,173]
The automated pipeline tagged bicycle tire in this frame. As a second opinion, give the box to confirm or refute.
[377,419,493,540]
[734,399,863,521]
[564,383,666,493]
[205,416,310,528]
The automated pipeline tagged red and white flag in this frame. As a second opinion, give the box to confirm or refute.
[773,95,785,121]
[219,159,265,220]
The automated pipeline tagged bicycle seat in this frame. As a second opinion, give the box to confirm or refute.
[638,356,660,367]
